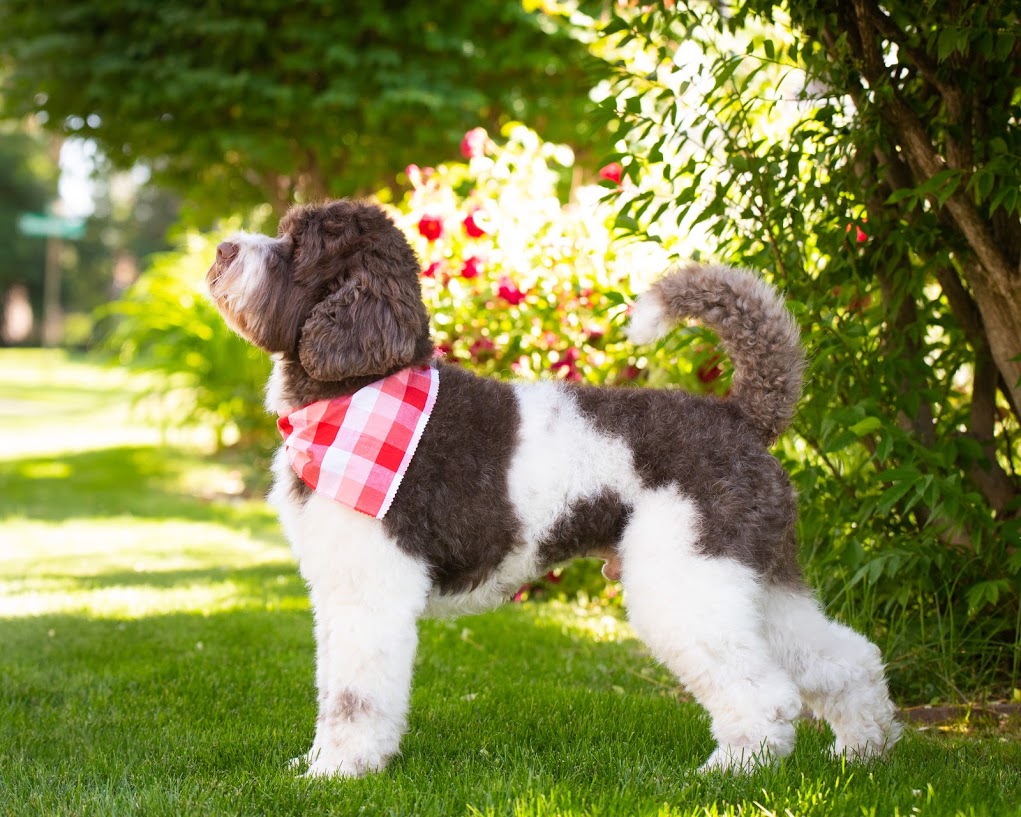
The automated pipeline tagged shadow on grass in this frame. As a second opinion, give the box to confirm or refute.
[0,604,703,814]
[39,561,305,594]
[3,601,1021,816]
[0,444,276,532]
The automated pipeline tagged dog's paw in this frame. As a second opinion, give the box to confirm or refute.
[699,743,782,774]
[699,746,757,774]
[302,750,390,780]
[830,722,902,763]
[287,747,318,770]
[828,702,902,763]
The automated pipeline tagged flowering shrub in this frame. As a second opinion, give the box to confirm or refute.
[391,124,736,605]
[393,124,718,397]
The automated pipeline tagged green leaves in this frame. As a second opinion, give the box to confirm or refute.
[600,0,1021,699]
[885,168,965,210]
[0,0,610,221]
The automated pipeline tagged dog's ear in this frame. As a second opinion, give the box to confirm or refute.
[298,267,426,381]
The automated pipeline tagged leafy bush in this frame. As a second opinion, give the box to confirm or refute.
[101,225,272,448]
[595,1,1021,700]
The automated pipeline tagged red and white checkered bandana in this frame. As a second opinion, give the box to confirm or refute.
[277,366,440,519]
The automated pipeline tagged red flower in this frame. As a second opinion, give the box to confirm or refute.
[845,219,868,243]
[697,352,723,384]
[849,294,872,313]
[497,276,527,306]
[469,337,496,361]
[460,127,489,159]
[417,215,443,242]
[460,256,483,279]
[599,162,623,184]
[463,209,490,238]
[551,347,582,381]
[620,364,641,382]
[422,260,443,278]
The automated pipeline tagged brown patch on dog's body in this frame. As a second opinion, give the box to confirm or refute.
[329,690,376,723]
[537,490,632,568]
[571,384,802,587]
[383,364,524,593]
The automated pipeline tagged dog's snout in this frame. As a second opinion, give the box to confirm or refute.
[216,241,239,266]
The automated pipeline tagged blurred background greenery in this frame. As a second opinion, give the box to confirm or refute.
[1,0,1019,705]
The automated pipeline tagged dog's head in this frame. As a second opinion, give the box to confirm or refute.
[207,199,433,387]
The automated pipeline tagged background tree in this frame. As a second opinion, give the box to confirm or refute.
[0,0,606,223]
[0,125,58,342]
[603,0,1021,697]
[68,175,181,336]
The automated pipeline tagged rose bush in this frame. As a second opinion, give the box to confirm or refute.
[392,124,718,398]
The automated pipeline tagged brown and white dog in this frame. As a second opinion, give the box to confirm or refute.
[206,198,899,777]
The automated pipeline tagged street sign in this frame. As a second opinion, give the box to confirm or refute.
[17,212,87,241]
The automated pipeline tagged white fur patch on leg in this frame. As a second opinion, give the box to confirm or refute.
[620,487,802,772]
[281,495,432,778]
[762,588,901,760]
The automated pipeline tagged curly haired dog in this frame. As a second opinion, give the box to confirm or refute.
[206,198,899,777]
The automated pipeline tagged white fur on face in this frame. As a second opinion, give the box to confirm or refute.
[214,232,278,340]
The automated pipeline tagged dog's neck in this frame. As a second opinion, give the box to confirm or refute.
[265,340,436,415]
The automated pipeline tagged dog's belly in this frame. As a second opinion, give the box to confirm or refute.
[421,544,539,618]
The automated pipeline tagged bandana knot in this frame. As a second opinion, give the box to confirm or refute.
[277,366,439,518]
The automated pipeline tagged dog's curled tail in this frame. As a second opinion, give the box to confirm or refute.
[627,263,805,446]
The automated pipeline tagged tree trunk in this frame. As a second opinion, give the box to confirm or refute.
[962,260,1021,416]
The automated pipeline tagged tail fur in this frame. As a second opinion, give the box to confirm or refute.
[627,263,805,446]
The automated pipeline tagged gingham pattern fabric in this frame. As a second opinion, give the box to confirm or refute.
[276,366,439,519]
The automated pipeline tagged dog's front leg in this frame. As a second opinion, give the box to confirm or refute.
[287,589,332,769]
[295,504,432,778]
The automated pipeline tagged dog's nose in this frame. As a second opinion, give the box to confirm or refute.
[216,241,239,265]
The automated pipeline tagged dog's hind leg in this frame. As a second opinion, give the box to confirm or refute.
[294,499,432,778]
[620,488,803,772]
[761,588,901,760]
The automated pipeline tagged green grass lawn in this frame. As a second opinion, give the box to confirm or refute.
[2,348,1020,816]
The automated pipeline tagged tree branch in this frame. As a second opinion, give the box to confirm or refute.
[968,351,1019,515]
